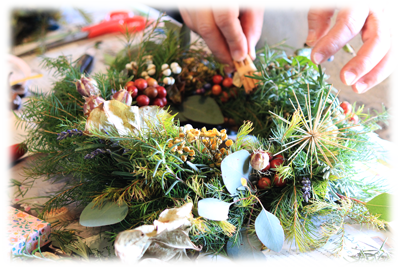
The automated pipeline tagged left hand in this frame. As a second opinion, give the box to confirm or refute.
[306,7,393,93]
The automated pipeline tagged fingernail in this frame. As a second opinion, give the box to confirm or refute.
[232,50,245,62]
[355,81,368,93]
[313,53,324,64]
[344,71,356,85]
[306,29,316,45]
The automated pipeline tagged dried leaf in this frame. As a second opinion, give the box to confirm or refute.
[154,202,193,234]
[151,228,201,251]
[114,229,153,263]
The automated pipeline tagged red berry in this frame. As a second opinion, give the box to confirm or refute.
[146,77,158,87]
[229,87,238,98]
[160,97,167,106]
[270,158,284,169]
[349,114,359,124]
[152,98,165,107]
[340,101,352,115]
[144,87,158,99]
[261,161,271,172]
[273,154,284,161]
[125,81,135,88]
[212,85,222,95]
[222,77,233,88]
[212,75,223,84]
[9,143,27,162]
[220,91,229,103]
[156,86,167,98]
[273,173,286,187]
[136,95,150,107]
[257,177,271,189]
[135,78,148,90]
[126,85,138,98]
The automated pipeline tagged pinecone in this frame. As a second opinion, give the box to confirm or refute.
[301,177,311,203]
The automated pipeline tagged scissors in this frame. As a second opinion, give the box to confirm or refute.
[15,11,147,57]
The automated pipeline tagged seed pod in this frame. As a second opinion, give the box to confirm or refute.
[162,68,172,76]
[170,62,179,69]
[172,66,182,74]
[161,63,169,70]
[83,95,105,117]
[250,150,270,171]
[147,64,156,75]
[75,74,101,97]
[111,89,132,106]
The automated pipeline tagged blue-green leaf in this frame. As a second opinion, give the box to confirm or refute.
[255,209,284,252]
[221,150,252,195]
[365,193,392,221]
[198,198,232,221]
[226,228,266,260]
[79,200,128,227]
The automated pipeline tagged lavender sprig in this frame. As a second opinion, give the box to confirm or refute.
[57,129,83,140]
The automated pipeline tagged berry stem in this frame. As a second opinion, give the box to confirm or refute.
[335,192,365,205]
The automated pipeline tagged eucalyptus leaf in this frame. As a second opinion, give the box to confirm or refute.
[226,228,265,260]
[79,200,128,227]
[365,193,392,221]
[254,209,284,252]
[221,150,252,195]
[198,198,232,221]
[180,95,224,125]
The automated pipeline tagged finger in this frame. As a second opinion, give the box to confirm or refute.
[350,48,394,93]
[340,10,391,86]
[212,7,248,61]
[239,8,264,60]
[178,7,194,29]
[306,8,335,47]
[310,8,370,64]
[191,9,234,66]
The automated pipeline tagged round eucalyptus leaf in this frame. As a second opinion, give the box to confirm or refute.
[198,198,232,221]
[221,150,252,195]
[79,200,128,227]
[180,95,224,125]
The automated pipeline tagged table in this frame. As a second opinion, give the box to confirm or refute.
[6,4,395,263]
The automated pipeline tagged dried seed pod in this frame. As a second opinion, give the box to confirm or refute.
[83,95,105,117]
[75,74,101,97]
[250,150,270,171]
[111,89,132,106]
[162,69,172,76]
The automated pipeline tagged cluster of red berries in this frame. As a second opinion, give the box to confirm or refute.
[257,153,286,189]
[210,74,236,102]
[124,78,167,107]
[340,101,359,124]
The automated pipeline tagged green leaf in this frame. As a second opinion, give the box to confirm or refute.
[179,23,191,50]
[226,228,266,260]
[365,193,392,221]
[197,198,232,221]
[79,200,128,227]
[254,209,284,252]
[180,95,224,125]
[221,150,252,195]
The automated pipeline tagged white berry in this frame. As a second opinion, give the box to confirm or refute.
[161,64,169,70]
[162,69,171,76]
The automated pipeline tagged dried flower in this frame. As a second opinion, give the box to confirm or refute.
[83,95,105,117]
[111,88,132,106]
[75,74,100,97]
[250,150,270,171]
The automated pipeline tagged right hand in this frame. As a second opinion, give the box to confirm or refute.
[179,7,264,71]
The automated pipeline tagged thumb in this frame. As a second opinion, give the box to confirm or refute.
[306,8,335,47]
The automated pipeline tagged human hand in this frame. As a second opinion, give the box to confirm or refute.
[306,7,393,93]
[178,7,264,72]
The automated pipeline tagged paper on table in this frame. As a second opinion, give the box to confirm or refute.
[261,224,390,263]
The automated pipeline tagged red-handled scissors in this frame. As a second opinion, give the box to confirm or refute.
[80,11,147,38]
[15,11,148,57]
